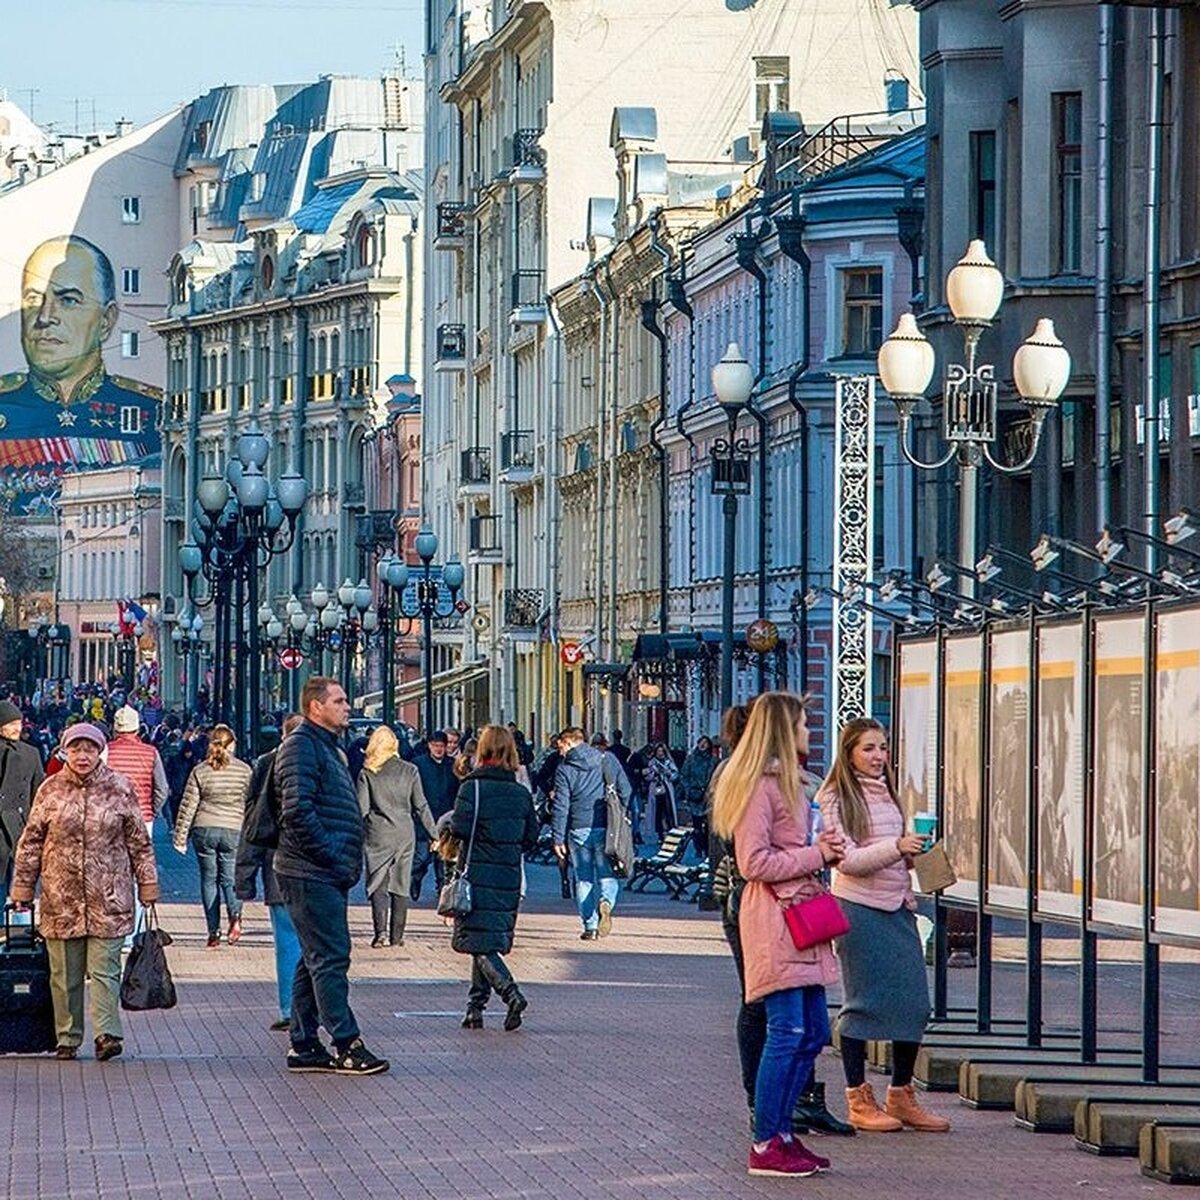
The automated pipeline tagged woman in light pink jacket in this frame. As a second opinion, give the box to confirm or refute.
[711,692,845,1179]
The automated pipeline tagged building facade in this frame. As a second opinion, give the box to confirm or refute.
[422,0,921,740]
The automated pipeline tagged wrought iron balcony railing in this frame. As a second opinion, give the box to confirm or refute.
[469,513,503,555]
[461,446,491,486]
[503,587,545,629]
[436,323,467,362]
[500,430,535,473]
[436,201,467,240]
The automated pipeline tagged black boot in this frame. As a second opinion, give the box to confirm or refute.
[461,1007,484,1029]
[503,986,528,1032]
[792,1081,857,1136]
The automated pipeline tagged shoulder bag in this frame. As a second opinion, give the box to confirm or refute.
[120,905,177,1011]
[437,781,479,917]
[770,885,850,952]
[601,755,635,878]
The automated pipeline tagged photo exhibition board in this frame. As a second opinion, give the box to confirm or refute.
[1152,604,1200,941]
[896,637,939,831]
[1035,619,1085,921]
[1091,613,1146,931]
[941,633,983,904]
[986,627,1030,914]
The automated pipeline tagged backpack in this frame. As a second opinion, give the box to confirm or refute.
[242,754,280,849]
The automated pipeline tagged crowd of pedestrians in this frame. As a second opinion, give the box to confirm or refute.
[0,677,952,1176]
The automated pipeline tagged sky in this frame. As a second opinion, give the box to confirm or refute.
[0,0,425,134]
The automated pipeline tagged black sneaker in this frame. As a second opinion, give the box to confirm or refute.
[331,1038,389,1076]
[94,1036,123,1062]
[580,929,599,941]
[286,1044,335,1072]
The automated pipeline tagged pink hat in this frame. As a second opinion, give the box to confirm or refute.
[61,723,106,749]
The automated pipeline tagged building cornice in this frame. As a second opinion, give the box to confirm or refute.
[441,2,550,106]
[920,46,1003,70]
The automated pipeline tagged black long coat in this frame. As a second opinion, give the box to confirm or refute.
[449,766,539,956]
[0,737,45,881]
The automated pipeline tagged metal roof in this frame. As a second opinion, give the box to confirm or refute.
[290,180,364,234]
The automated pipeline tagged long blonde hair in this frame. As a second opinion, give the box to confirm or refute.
[364,725,399,773]
[206,725,236,769]
[711,691,808,839]
[820,717,901,842]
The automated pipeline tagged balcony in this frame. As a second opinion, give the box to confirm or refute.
[503,587,545,632]
[509,128,546,184]
[342,480,366,511]
[435,201,467,249]
[499,430,535,483]
[435,323,467,372]
[468,514,503,565]
[510,270,547,325]
[459,447,491,497]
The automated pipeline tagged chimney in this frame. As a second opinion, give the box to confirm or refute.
[885,74,909,115]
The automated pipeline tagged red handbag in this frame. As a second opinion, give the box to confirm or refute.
[774,889,850,951]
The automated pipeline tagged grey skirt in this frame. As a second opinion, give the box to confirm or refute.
[835,899,931,1042]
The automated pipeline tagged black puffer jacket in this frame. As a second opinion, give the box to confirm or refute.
[273,721,362,890]
[234,749,284,906]
[449,767,539,956]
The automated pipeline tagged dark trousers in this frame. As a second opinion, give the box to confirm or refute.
[370,890,408,943]
[468,952,515,1010]
[409,841,445,902]
[280,874,359,1052]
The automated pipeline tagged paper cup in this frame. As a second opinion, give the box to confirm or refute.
[913,812,937,848]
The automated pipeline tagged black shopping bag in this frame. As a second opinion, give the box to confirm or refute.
[120,906,177,1011]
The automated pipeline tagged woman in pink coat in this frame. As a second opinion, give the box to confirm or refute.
[711,692,845,1179]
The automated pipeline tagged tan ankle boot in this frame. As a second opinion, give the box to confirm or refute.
[844,1082,903,1132]
[885,1083,951,1132]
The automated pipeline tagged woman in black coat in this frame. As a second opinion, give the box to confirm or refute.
[448,725,540,1031]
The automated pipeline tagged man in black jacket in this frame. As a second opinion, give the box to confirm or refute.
[410,731,458,902]
[274,678,388,1076]
[0,699,44,908]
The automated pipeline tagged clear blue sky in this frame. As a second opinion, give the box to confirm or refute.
[1,0,425,133]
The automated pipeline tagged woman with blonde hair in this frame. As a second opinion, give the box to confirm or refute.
[447,724,540,1031]
[817,717,949,1133]
[358,725,438,947]
[712,691,845,1178]
[173,724,252,948]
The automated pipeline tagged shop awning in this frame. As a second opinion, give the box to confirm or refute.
[631,632,709,661]
[358,659,489,716]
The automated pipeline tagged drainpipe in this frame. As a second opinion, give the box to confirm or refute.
[1143,7,1164,574]
[603,258,621,729]
[667,271,699,635]
[644,210,672,636]
[584,267,610,716]
[775,206,812,693]
[1095,5,1114,534]
[546,297,565,733]
[732,220,771,690]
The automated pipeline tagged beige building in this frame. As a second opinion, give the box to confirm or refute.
[423,0,920,737]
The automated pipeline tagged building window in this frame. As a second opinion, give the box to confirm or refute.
[356,225,374,267]
[120,406,142,434]
[121,331,139,358]
[262,256,274,290]
[841,268,884,357]
[121,196,141,224]
[121,268,140,296]
[1054,93,1082,274]
[969,131,997,251]
[753,57,790,124]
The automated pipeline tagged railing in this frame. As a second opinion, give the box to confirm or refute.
[437,323,467,362]
[469,513,502,554]
[511,269,545,310]
[461,447,491,486]
[512,128,545,172]
[503,587,545,629]
[436,201,467,240]
[500,430,535,472]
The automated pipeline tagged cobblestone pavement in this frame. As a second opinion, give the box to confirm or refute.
[1,828,1191,1199]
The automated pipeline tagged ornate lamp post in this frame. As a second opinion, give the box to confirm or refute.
[107,618,140,693]
[170,609,205,717]
[181,425,308,754]
[29,615,70,697]
[877,241,1073,596]
[376,552,409,727]
[710,343,755,713]
[333,577,376,696]
[385,526,465,735]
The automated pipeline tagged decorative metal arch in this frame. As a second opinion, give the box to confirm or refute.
[832,375,876,726]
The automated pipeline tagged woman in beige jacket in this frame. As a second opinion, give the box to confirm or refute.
[11,723,159,1061]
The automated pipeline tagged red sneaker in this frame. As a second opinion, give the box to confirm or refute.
[790,1138,830,1172]
[748,1135,819,1178]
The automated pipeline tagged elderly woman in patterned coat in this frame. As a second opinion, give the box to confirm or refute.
[11,723,159,1062]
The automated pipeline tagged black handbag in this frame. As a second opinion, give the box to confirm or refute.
[120,905,177,1011]
[437,782,479,918]
[601,756,635,878]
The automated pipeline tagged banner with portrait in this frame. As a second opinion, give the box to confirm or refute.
[986,627,1030,913]
[896,637,938,827]
[1152,604,1200,941]
[1035,619,1085,921]
[1091,614,1146,931]
[942,633,983,903]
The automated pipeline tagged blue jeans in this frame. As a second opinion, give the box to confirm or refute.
[192,827,243,937]
[269,903,302,1021]
[568,828,619,932]
[279,874,359,1051]
[753,985,831,1142]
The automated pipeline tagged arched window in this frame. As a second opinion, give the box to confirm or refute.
[317,333,328,373]
[173,265,187,305]
[330,330,340,372]
[262,256,275,290]
[356,225,373,267]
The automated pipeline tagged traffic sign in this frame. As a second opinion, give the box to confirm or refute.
[560,641,584,666]
[277,647,304,671]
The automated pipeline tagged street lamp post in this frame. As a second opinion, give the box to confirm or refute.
[108,619,140,693]
[170,609,205,718]
[877,240,1073,597]
[710,344,755,713]
[333,577,375,696]
[182,425,308,755]
[384,527,465,735]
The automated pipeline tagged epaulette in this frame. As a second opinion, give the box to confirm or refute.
[110,375,164,400]
[0,372,27,394]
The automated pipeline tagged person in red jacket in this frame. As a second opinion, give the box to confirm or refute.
[106,706,169,830]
